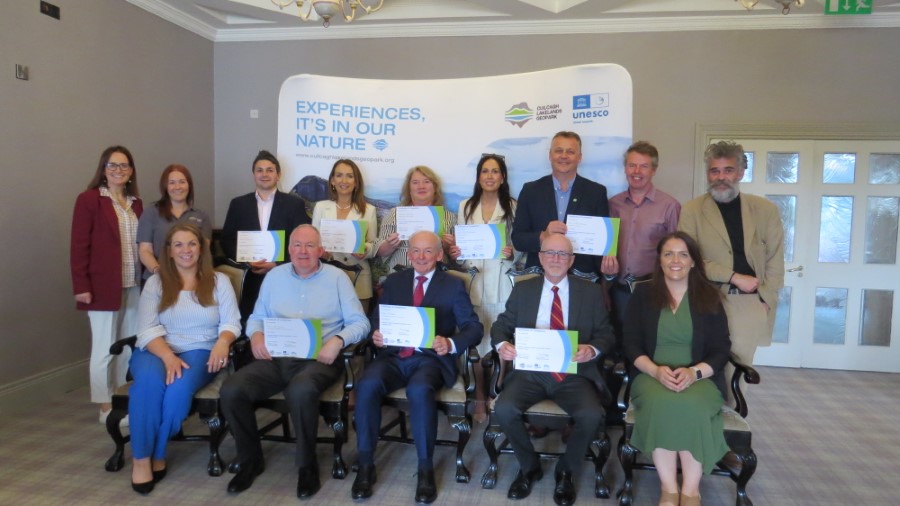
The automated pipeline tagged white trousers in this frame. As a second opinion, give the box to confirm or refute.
[87,286,139,404]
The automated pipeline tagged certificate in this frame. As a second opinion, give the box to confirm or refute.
[564,215,620,256]
[236,230,285,262]
[513,327,579,374]
[379,304,436,348]
[263,318,322,358]
[396,206,446,240]
[455,223,506,260]
[320,219,368,254]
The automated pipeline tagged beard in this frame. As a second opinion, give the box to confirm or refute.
[708,180,739,203]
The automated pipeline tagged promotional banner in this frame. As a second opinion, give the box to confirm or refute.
[277,64,632,214]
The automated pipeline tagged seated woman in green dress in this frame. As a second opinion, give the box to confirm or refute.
[623,231,731,506]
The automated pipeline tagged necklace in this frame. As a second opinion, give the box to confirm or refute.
[336,202,352,210]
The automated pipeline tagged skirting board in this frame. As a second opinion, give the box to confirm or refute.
[0,361,88,416]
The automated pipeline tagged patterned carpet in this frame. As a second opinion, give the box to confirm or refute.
[1,366,898,505]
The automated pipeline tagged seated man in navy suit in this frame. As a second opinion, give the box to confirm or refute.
[492,233,614,506]
[352,230,483,504]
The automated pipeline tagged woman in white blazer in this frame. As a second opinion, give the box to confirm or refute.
[312,159,378,312]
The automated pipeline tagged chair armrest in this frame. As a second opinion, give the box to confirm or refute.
[728,353,761,417]
[109,336,137,355]
[484,349,513,398]
[460,346,480,394]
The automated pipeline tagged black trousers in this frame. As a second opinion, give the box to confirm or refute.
[219,357,341,468]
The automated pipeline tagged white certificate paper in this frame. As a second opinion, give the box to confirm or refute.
[379,304,436,348]
[264,318,322,358]
[565,215,620,256]
[455,223,506,260]
[320,219,368,254]
[236,230,286,262]
[396,206,446,240]
[514,328,579,374]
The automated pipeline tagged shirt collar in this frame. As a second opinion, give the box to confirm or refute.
[99,186,135,202]
[542,275,570,292]
[290,260,324,280]
[256,189,277,203]
[552,175,575,193]
[625,183,657,204]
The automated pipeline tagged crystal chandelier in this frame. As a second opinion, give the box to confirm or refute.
[271,0,384,27]
[736,0,805,15]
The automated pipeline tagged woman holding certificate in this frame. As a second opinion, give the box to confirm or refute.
[71,146,143,426]
[448,154,516,356]
[375,165,457,273]
[623,231,731,506]
[129,223,241,494]
[312,159,378,311]
[137,164,212,280]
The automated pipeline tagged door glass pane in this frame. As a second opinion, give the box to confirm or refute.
[869,153,900,184]
[766,152,799,183]
[865,197,899,264]
[772,286,792,344]
[818,196,853,263]
[860,289,893,347]
[767,195,796,263]
[742,151,754,183]
[814,287,848,345]
[823,153,856,184]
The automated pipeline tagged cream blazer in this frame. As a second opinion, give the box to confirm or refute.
[457,198,516,307]
[312,200,378,299]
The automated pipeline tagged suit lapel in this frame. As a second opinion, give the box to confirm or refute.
[740,195,757,268]
[567,175,585,218]
[420,270,444,308]
[566,277,581,330]
[521,279,541,328]
[700,195,731,248]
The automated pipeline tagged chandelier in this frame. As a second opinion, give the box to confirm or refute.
[736,0,805,15]
[271,0,384,27]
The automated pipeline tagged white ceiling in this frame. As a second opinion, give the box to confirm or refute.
[128,0,900,41]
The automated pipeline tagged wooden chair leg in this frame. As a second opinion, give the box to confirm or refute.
[104,408,129,472]
[593,433,611,498]
[480,423,501,489]
[734,448,757,506]
[206,414,227,476]
[616,431,638,506]
[450,415,472,483]
[331,418,348,479]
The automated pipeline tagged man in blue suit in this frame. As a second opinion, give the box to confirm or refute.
[512,131,609,277]
[352,231,483,504]
[221,150,310,321]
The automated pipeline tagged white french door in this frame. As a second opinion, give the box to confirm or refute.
[706,138,900,372]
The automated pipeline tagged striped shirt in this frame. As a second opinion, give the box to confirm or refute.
[375,206,458,273]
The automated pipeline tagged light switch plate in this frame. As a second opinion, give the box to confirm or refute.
[15,64,28,80]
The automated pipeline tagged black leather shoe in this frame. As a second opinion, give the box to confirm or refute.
[352,464,376,499]
[507,468,543,500]
[553,471,576,506]
[296,464,321,499]
[227,461,264,494]
[414,468,437,504]
[152,467,167,483]
[131,480,154,495]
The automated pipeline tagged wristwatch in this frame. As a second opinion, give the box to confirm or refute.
[690,366,702,380]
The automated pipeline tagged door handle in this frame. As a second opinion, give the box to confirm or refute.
[786,266,803,272]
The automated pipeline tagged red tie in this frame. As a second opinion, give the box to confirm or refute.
[550,285,566,382]
[399,275,427,358]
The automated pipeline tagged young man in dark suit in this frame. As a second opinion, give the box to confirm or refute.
[491,233,614,506]
[512,131,609,276]
[221,150,310,320]
[352,231,483,504]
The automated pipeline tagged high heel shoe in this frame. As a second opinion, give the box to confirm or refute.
[659,490,680,506]
[680,493,701,506]
[152,468,167,483]
[131,480,154,495]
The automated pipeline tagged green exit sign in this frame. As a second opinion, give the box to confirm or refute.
[825,0,872,15]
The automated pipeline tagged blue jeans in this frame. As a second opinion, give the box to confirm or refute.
[128,348,215,460]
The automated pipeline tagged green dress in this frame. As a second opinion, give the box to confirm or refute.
[630,295,729,474]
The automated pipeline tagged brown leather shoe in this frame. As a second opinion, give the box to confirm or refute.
[680,493,701,506]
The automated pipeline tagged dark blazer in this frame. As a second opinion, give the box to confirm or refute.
[70,188,143,311]
[372,268,483,387]
[512,174,609,275]
[221,191,310,261]
[490,276,614,393]
[623,283,732,398]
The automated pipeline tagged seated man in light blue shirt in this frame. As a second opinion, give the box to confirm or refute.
[220,224,370,499]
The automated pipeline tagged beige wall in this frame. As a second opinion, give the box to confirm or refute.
[213,28,900,222]
[0,1,213,393]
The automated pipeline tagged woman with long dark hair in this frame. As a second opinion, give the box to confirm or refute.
[71,145,143,425]
[623,231,731,506]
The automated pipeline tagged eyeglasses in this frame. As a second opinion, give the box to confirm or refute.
[539,250,574,259]
[481,153,506,160]
[105,162,132,171]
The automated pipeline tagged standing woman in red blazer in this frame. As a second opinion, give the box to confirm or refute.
[70,146,143,425]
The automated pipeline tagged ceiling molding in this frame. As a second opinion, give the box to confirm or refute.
[128,0,900,43]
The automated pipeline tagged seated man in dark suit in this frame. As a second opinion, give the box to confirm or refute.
[221,150,310,321]
[352,230,483,504]
[491,233,614,506]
